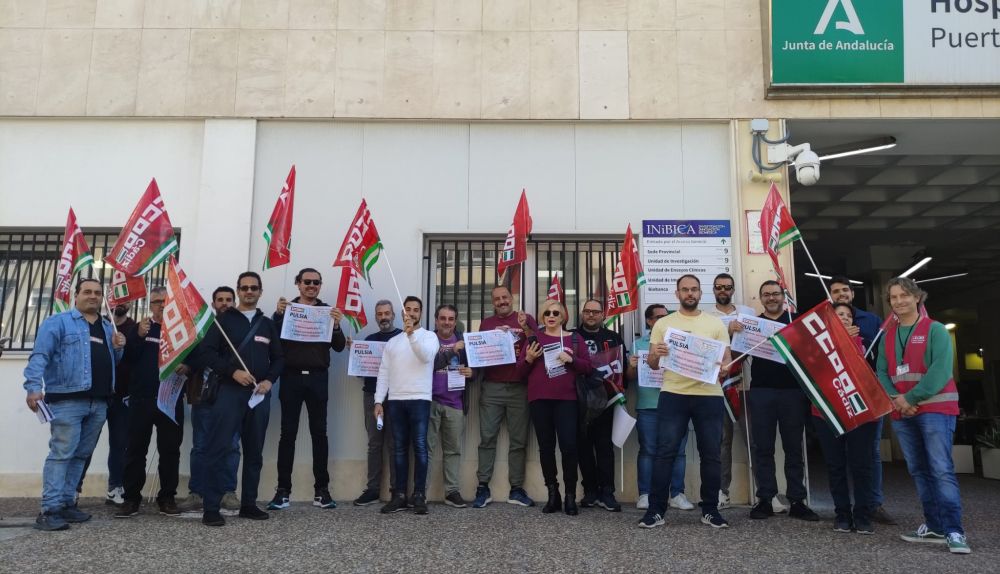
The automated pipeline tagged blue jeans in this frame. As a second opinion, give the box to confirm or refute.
[814,417,877,521]
[636,408,687,497]
[203,384,271,513]
[649,392,724,516]
[189,401,240,496]
[892,413,964,535]
[871,416,884,507]
[105,396,129,489]
[386,399,431,495]
[42,399,108,513]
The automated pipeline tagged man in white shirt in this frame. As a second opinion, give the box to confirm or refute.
[373,296,439,515]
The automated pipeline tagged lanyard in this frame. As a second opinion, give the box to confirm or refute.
[896,324,915,356]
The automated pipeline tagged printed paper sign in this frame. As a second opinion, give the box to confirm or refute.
[348,340,386,378]
[662,328,726,385]
[463,330,517,368]
[280,303,335,343]
[731,314,787,364]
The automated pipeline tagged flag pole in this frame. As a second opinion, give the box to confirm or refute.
[723,335,778,369]
[380,247,406,310]
[101,292,120,335]
[213,321,252,374]
[797,239,832,301]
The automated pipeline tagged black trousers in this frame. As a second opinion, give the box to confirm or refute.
[122,396,184,503]
[748,387,809,502]
[530,400,579,490]
[578,406,615,493]
[276,371,330,491]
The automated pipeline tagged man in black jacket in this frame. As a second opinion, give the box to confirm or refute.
[115,287,185,518]
[267,268,346,511]
[198,271,284,527]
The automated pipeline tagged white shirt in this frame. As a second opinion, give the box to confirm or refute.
[374,328,439,403]
[704,303,755,319]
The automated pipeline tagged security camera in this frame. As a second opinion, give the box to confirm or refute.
[767,142,821,186]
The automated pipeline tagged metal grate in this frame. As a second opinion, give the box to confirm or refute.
[0,229,177,352]
[425,237,626,335]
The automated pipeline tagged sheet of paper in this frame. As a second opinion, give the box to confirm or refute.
[447,366,466,391]
[730,314,786,364]
[543,342,567,378]
[248,385,266,409]
[35,399,54,424]
[463,330,517,368]
[636,350,664,389]
[347,340,386,378]
[611,404,637,448]
[156,373,187,424]
[280,303,335,343]
[662,328,727,385]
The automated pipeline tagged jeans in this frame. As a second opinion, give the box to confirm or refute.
[720,415,734,495]
[477,382,531,488]
[78,395,129,492]
[122,396,184,502]
[387,399,431,495]
[814,417,877,521]
[748,388,809,502]
[649,392,724,516]
[636,408,687,497]
[42,399,108,513]
[189,401,240,496]
[203,384,271,513]
[276,371,330,492]
[428,401,465,494]
[871,416,884,507]
[529,399,579,490]
[892,413,964,535]
[579,406,615,493]
[363,391,395,493]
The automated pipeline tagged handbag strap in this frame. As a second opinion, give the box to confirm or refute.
[235,314,264,352]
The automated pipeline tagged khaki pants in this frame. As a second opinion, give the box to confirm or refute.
[477,382,530,489]
[428,402,465,494]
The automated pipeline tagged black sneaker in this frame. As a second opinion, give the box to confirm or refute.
[34,511,70,531]
[579,489,599,508]
[114,499,140,518]
[158,498,181,517]
[444,491,467,508]
[638,511,665,529]
[701,510,730,529]
[59,505,92,523]
[354,489,380,506]
[596,488,622,512]
[854,517,875,535]
[412,493,428,515]
[870,505,897,525]
[789,501,820,522]
[833,513,854,533]
[239,505,269,520]
[202,511,225,527]
[381,493,408,514]
[314,488,337,509]
[749,498,773,520]
[267,488,291,510]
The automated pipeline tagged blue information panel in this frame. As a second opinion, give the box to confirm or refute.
[641,220,733,306]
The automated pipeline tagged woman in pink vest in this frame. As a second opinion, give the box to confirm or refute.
[875,277,969,555]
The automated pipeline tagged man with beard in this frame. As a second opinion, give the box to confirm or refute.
[353,300,402,506]
[638,275,731,530]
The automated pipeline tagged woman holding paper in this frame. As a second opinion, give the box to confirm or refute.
[516,299,593,516]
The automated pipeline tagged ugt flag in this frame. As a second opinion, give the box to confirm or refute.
[497,190,532,279]
[606,224,645,319]
[333,199,383,284]
[158,257,214,380]
[263,165,296,270]
[771,302,892,436]
[337,266,368,332]
[106,179,179,276]
[546,273,565,303]
[53,208,94,312]
[758,183,800,288]
[107,269,147,307]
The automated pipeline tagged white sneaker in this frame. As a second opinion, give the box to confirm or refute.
[669,493,695,511]
[106,486,125,506]
[718,490,731,510]
[636,494,649,510]
[772,496,788,514]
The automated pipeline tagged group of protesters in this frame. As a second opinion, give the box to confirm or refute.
[21,266,970,554]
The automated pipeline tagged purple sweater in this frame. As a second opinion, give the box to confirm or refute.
[432,334,464,410]
[516,331,592,402]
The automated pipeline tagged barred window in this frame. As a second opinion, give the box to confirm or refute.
[0,230,177,351]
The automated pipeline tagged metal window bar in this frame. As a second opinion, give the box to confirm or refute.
[0,229,179,352]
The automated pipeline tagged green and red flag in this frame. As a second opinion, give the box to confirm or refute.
[606,224,644,320]
[107,268,147,307]
[53,207,94,312]
[158,256,213,380]
[263,165,296,270]
[336,266,368,332]
[333,199,383,284]
[771,301,892,436]
[497,190,532,279]
[105,178,178,276]
[546,273,565,303]
[759,183,800,288]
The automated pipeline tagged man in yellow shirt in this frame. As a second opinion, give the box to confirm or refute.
[638,274,732,529]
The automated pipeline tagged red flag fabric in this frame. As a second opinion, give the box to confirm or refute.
[590,346,625,400]
[53,208,94,312]
[758,183,801,288]
[332,199,383,284]
[105,179,178,276]
[107,269,147,307]
[606,225,644,319]
[771,302,892,436]
[721,363,744,422]
[546,273,565,303]
[337,267,368,332]
[158,257,213,379]
[263,165,296,270]
[497,190,532,278]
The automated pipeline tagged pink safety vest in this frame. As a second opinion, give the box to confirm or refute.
[885,317,959,420]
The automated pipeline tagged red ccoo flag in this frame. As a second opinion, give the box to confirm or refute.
[546,273,565,303]
[333,199,383,284]
[107,269,147,307]
[337,267,368,332]
[105,179,179,276]
[263,165,296,270]
[158,257,214,380]
[53,208,94,313]
[606,224,645,320]
[497,190,532,279]
[758,183,801,289]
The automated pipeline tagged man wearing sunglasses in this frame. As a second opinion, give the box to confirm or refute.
[197,271,284,526]
[267,268,346,512]
[702,273,754,511]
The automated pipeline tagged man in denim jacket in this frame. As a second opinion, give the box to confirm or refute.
[24,278,126,531]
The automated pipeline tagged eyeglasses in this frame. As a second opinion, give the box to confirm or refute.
[238,285,261,292]
[582,309,603,315]
[542,310,561,317]
[713,285,734,292]
[761,292,783,298]
[300,279,321,286]
[149,300,166,306]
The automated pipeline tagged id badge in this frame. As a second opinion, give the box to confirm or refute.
[896,363,910,376]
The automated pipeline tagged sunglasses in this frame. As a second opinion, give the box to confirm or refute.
[713,285,734,291]
[300,279,322,286]
[238,285,261,292]
[542,310,561,317]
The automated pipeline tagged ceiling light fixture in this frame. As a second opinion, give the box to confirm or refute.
[900,257,932,278]
[945,323,956,331]
[915,272,969,284]
[804,272,863,286]
[817,136,898,161]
